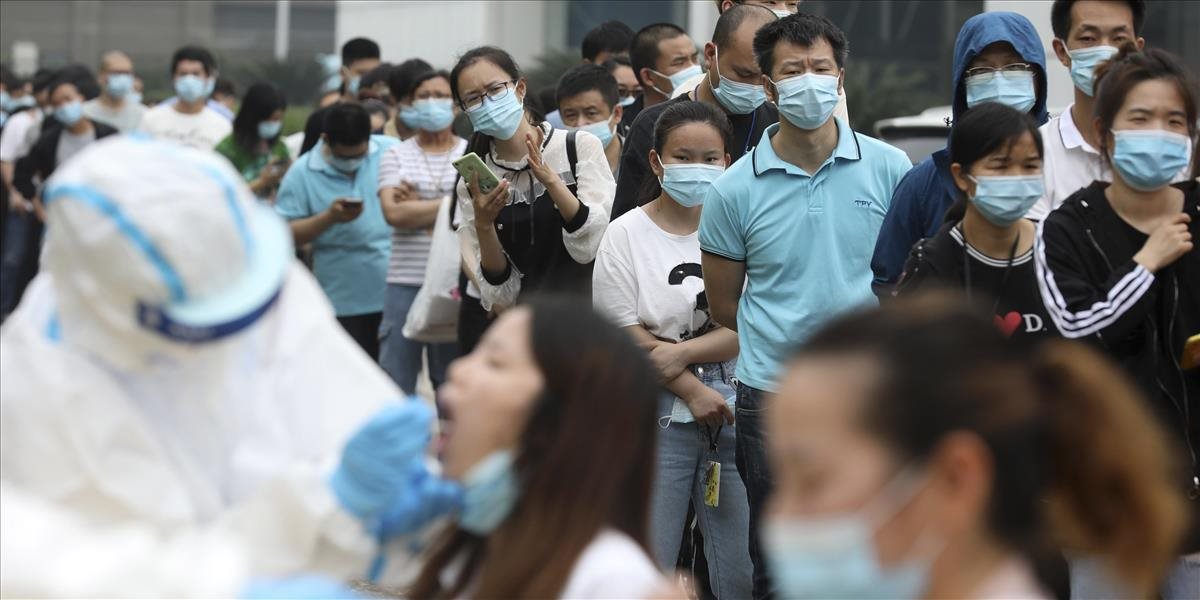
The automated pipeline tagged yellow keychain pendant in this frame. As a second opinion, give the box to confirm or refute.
[704,460,721,507]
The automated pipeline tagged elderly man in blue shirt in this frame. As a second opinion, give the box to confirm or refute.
[698,13,911,599]
[276,102,399,359]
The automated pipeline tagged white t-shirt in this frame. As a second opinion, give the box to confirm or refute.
[82,98,146,133]
[438,528,664,599]
[137,104,231,150]
[1027,104,1190,221]
[593,206,713,342]
[378,136,467,285]
[0,109,43,162]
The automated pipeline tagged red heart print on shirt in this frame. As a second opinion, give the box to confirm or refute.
[994,312,1022,337]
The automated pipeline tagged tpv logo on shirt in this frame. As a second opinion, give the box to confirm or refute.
[853,198,871,208]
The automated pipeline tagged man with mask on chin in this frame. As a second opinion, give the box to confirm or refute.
[612,4,778,220]
[699,13,911,599]
[275,103,399,359]
[870,11,1048,296]
[138,46,232,150]
[620,23,700,136]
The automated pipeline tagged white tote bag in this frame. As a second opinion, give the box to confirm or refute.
[402,195,461,343]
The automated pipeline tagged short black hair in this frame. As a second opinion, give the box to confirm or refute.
[213,77,236,98]
[360,62,394,93]
[582,21,634,62]
[323,102,372,147]
[753,13,848,76]
[603,54,633,75]
[341,37,381,67]
[713,3,777,51]
[387,58,434,100]
[171,45,216,77]
[556,63,619,108]
[48,64,100,101]
[31,68,56,93]
[630,23,688,86]
[1050,0,1145,40]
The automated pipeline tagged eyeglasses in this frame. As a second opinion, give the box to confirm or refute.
[964,63,1035,79]
[461,79,518,110]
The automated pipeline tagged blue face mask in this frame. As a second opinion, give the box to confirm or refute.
[651,64,702,97]
[203,76,216,97]
[965,71,1036,113]
[762,468,940,600]
[326,150,365,174]
[106,73,135,99]
[54,100,84,127]
[459,449,520,535]
[570,115,616,148]
[412,98,455,132]
[174,75,208,103]
[398,105,421,130]
[0,91,11,112]
[257,120,282,140]
[10,95,37,111]
[967,174,1044,227]
[619,95,637,107]
[712,47,766,115]
[1110,129,1192,192]
[346,75,361,97]
[772,73,841,130]
[128,92,143,106]
[658,159,725,207]
[466,88,526,140]
[1067,45,1118,97]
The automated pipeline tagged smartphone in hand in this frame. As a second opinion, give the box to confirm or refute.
[452,152,502,194]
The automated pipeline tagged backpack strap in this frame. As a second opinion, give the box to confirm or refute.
[565,130,579,196]
[449,172,461,231]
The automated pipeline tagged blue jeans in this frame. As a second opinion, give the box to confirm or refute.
[0,211,40,320]
[650,365,752,600]
[378,283,458,397]
[736,382,774,600]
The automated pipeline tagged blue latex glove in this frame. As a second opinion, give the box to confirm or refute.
[329,400,434,519]
[241,575,359,599]
[376,463,465,539]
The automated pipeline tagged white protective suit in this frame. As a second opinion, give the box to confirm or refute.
[0,136,403,596]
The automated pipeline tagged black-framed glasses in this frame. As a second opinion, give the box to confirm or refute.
[964,63,1035,79]
[461,79,518,110]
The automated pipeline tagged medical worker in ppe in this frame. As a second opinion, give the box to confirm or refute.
[0,136,461,597]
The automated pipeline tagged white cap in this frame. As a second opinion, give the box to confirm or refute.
[41,135,293,365]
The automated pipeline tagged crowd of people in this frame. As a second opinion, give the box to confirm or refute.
[1,0,1197,598]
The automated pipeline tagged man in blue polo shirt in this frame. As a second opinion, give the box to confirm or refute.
[699,13,911,599]
[276,102,398,359]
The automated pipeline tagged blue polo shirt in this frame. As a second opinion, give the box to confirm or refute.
[699,119,911,391]
[275,134,398,316]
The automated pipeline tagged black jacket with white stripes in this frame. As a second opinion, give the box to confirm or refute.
[1036,180,1200,545]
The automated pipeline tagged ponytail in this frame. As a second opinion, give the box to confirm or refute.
[1032,341,1187,594]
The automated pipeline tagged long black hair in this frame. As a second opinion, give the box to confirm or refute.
[450,46,542,161]
[941,102,1042,224]
[635,100,734,207]
[232,82,287,152]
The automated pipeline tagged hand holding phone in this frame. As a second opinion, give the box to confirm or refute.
[330,197,365,223]
[452,153,501,194]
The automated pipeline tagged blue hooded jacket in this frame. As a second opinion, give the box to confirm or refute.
[870,11,1049,296]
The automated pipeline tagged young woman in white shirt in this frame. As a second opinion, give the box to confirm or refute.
[377,70,466,397]
[450,46,616,353]
[407,299,666,599]
[593,101,751,599]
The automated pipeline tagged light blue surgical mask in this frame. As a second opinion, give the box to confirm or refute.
[570,115,616,148]
[465,89,526,140]
[661,393,736,427]
[106,73,134,99]
[712,48,765,115]
[762,467,941,600]
[967,174,1044,227]
[651,64,702,96]
[54,100,83,127]
[128,92,143,106]
[459,449,520,535]
[346,75,361,97]
[619,95,637,107]
[398,105,421,130]
[772,73,841,130]
[0,91,11,112]
[326,150,365,174]
[1110,129,1192,192]
[412,98,455,132]
[658,159,725,208]
[10,95,37,111]
[174,75,208,103]
[964,70,1036,113]
[257,120,282,140]
[1067,45,1118,97]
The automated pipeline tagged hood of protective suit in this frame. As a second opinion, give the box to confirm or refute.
[38,135,294,370]
[950,11,1049,126]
